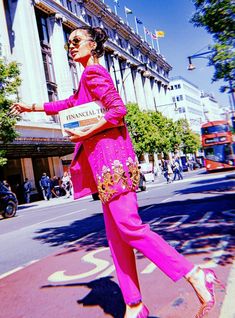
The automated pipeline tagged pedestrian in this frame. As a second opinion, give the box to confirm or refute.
[172,157,183,181]
[10,26,223,318]
[162,159,172,184]
[51,176,60,198]
[23,178,32,203]
[39,172,51,201]
[3,180,11,191]
[61,171,72,198]
[138,166,146,191]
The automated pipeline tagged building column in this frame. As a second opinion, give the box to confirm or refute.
[10,0,48,105]
[144,153,149,163]
[134,71,147,110]
[121,66,137,104]
[49,16,74,99]
[0,1,11,58]
[21,158,35,188]
[144,77,155,111]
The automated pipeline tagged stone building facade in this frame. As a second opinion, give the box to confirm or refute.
[0,0,172,197]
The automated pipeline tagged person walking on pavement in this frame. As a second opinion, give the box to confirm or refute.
[23,178,32,203]
[61,171,72,198]
[162,159,173,184]
[10,26,224,318]
[39,173,51,201]
[172,157,183,181]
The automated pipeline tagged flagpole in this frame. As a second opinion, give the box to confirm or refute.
[125,9,129,25]
[150,35,154,48]
[114,4,117,15]
[134,17,139,34]
[143,26,147,41]
[156,36,160,53]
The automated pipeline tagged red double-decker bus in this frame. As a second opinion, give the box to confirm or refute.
[201,120,235,171]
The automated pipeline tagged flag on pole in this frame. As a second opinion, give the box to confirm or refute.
[156,30,165,38]
[151,33,158,40]
[124,6,132,14]
[113,0,119,6]
[144,27,151,35]
[134,17,142,34]
[135,17,143,24]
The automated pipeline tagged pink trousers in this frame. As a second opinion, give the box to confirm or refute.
[102,191,194,305]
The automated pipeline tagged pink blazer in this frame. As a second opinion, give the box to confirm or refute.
[44,65,139,203]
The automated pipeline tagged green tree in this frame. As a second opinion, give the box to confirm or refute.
[125,103,160,158]
[148,110,175,154]
[126,104,200,159]
[0,58,21,166]
[174,119,201,154]
[191,0,235,91]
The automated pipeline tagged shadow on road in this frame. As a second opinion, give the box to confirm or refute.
[34,191,234,318]
[41,277,159,318]
[41,277,126,318]
[34,193,235,266]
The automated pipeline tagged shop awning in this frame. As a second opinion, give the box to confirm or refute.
[0,137,75,158]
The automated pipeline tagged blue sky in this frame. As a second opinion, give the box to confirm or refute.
[104,0,230,107]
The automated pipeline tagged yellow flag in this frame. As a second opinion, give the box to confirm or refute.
[156,31,165,38]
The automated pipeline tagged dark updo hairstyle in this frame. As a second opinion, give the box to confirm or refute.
[75,26,108,57]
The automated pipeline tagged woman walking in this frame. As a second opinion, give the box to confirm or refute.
[11,26,223,318]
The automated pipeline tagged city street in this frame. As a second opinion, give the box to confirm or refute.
[0,169,234,318]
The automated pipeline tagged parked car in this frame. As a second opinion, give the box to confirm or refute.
[0,182,18,218]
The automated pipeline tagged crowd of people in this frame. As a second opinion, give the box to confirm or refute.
[38,171,73,201]
[161,156,184,184]
[1,171,73,204]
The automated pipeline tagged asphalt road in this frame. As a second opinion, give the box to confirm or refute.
[0,169,234,318]
[0,169,234,277]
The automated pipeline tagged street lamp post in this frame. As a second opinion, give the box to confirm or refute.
[187,50,235,111]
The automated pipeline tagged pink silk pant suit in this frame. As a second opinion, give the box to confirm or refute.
[44,64,194,305]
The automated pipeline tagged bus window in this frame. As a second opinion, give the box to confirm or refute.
[204,144,225,162]
[201,124,230,134]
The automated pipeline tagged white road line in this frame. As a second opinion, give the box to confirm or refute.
[219,261,235,318]
[31,208,87,226]
[161,197,172,203]
[0,266,23,279]
[0,259,39,280]
[142,205,155,211]
[0,209,87,236]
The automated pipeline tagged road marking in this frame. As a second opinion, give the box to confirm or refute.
[142,205,155,211]
[0,259,39,280]
[161,197,172,203]
[48,247,110,282]
[219,261,235,318]
[0,266,23,279]
[0,209,87,239]
[32,209,87,226]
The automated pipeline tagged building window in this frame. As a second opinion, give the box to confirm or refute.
[63,26,78,92]
[104,51,111,72]
[74,3,78,15]
[69,62,79,92]
[118,37,123,48]
[66,0,72,11]
[130,47,135,56]
[86,14,93,26]
[35,9,58,106]
[174,84,181,89]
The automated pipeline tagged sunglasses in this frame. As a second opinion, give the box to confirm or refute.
[64,37,94,51]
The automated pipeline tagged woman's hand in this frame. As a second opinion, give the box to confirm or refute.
[10,102,32,116]
[65,129,91,142]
